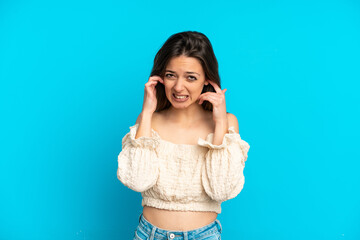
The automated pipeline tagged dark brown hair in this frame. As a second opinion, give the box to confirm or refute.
[151,31,221,112]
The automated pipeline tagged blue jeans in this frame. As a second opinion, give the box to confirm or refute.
[133,213,222,240]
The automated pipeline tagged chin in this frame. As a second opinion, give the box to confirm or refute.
[170,102,189,108]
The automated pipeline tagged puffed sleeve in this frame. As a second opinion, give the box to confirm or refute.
[117,123,161,192]
[198,126,250,202]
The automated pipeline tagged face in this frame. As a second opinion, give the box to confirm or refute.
[163,55,209,109]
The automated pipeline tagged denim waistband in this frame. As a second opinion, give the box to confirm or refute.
[137,212,222,239]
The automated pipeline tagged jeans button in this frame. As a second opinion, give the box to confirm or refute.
[169,233,175,239]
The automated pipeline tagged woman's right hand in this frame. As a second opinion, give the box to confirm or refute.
[142,75,164,115]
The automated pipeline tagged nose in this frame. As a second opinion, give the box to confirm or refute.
[173,78,185,92]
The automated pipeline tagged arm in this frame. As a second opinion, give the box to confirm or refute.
[199,113,250,202]
[135,112,152,138]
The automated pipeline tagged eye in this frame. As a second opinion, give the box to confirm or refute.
[165,73,176,79]
[188,75,197,81]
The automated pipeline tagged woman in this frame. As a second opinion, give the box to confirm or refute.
[117,31,250,240]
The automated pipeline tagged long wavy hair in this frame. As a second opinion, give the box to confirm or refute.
[150,31,221,112]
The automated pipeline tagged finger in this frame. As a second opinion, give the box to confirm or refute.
[149,75,162,80]
[199,91,225,104]
[206,95,218,103]
[197,93,208,103]
[207,80,222,94]
[149,76,164,84]
[198,92,218,104]
[222,89,227,94]
[157,78,164,84]
[199,96,216,105]
[198,92,216,99]
[199,95,218,105]
[146,78,163,87]
[152,77,164,84]
[146,80,159,87]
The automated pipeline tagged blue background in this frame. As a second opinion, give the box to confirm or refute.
[1,0,359,239]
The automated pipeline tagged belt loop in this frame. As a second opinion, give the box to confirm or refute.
[215,219,222,233]
[149,225,157,240]
[183,231,188,240]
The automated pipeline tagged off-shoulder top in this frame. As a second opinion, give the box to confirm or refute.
[117,123,250,214]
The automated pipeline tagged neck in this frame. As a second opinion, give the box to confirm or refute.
[165,103,207,125]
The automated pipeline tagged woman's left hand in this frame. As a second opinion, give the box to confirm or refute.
[198,80,228,124]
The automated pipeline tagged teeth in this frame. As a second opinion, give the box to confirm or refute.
[174,94,188,99]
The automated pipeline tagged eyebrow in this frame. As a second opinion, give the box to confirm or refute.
[165,69,200,76]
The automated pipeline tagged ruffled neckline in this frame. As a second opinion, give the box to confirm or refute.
[131,123,238,149]
[150,126,209,148]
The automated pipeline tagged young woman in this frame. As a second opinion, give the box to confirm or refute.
[117,31,250,240]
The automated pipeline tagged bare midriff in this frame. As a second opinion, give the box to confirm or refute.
[142,206,218,231]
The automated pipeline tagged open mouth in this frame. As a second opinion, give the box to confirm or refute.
[172,93,189,102]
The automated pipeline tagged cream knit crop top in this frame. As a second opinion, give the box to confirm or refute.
[117,123,250,214]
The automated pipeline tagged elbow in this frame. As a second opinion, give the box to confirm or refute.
[225,178,245,201]
[117,167,158,193]
[116,148,160,192]
[202,174,245,202]
[126,182,156,193]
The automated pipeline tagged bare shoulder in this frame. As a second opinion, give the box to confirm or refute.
[226,112,240,133]
[135,113,140,124]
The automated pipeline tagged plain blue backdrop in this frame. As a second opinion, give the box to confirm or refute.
[1,0,359,239]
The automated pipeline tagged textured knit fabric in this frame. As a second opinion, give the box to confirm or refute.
[117,123,250,214]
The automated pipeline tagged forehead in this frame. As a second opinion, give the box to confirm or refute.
[166,56,203,73]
